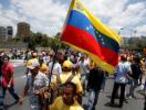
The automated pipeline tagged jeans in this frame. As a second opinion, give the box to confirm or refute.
[100,76,107,91]
[82,89,99,110]
[0,87,3,109]
[144,96,146,110]
[1,86,19,105]
[145,82,146,90]
[0,76,3,108]
[81,74,88,90]
[128,79,138,97]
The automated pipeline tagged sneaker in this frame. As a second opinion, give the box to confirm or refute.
[127,96,132,99]
[118,104,123,108]
[132,95,137,99]
[14,100,19,104]
[138,90,146,96]
[124,99,128,104]
[99,89,104,94]
[108,103,115,107]
[0,103,4,110]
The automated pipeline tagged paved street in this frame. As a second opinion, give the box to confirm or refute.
[0,60,145,110]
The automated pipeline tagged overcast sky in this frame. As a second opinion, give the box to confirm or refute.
[0,0,146,37]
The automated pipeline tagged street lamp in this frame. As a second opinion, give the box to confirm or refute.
[118,27,124,35]
[133,30,137,37]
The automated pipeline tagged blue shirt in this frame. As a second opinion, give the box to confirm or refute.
[115,61,131,84]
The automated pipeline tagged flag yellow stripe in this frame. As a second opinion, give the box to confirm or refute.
[72,0,122,44]
[62,41,116,74]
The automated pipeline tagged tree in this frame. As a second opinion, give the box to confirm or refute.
[40,36,50,47]
[12,36,21,42]
[27,36,36,50]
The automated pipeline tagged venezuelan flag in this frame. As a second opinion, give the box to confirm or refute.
[61,0,122,73]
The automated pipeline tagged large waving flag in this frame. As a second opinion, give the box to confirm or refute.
[60,0,122,73]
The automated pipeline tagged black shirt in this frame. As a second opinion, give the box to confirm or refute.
[87,68,104,91]
[130,63,142,80]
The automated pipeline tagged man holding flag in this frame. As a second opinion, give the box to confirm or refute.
[48,0,122,109]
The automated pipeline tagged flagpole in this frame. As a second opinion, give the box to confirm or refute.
[49,45,58,88]
[45,45,59,110]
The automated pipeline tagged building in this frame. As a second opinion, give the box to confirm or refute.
[0,26,7,41]
[17,22,31,39]
[0,26,13,41]
[7,26,13,40]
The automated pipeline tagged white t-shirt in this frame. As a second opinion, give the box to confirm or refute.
[79,58,90,74]
[115,61,131,84]
[49,62,62,75]
[43,56,50,64]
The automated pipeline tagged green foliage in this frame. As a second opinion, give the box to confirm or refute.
[122,37,146,51]
[23,32,65,49]
[11,31,146,52]
[12,36,21,42]
[10,32,68,49]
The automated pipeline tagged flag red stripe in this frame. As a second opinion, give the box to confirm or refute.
[61,25,118,66]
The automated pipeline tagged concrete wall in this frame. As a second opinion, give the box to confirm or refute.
[0,41,27,49]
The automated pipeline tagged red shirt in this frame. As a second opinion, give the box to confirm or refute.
[1,63,14,88]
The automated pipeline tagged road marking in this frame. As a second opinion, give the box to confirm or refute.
[10,59,25,67]
[15,75,26,80]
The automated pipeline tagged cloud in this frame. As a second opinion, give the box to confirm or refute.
[0,0,68,36]
[10,0,68,36]
[82,0,128,18]
[136,25,146,36]
[0,1,28,35]
[0,3,2,9]
[0,5,17,32]
[0,0,146,37]
[108,2,146,34]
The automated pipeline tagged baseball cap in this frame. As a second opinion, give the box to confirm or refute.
[27,60,40,69]
[63,60,73,68]
[40,63,49,73]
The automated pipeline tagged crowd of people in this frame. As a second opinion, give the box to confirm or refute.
[0,48,146,110]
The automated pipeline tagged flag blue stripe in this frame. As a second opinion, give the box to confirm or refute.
[67,10,119,53]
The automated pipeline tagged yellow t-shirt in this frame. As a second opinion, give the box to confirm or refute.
[50,97,84,110]
[60,72,83,93]
[26,58,38,67]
